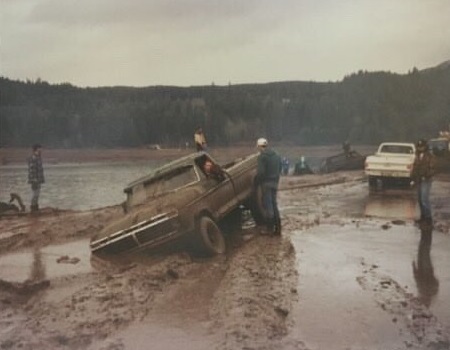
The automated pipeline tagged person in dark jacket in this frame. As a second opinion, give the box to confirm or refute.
[411,139,435,224]
[28,144,45,212]
[256,138,282,235]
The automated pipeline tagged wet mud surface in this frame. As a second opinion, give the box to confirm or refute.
[0,170,449,350]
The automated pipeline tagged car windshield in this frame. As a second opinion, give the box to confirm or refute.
[380,145,414,154]
[143,165,198,198]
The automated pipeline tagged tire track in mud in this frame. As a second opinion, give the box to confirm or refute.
[210,235,308,350]
[357,259,450,350]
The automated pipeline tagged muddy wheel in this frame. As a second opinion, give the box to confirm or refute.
[247,184,266,225]
[195,216,226,256]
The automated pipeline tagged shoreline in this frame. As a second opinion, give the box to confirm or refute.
[0,145,378,165]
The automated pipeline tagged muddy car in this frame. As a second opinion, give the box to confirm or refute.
[90,152,263,257]
[319,150,366,173]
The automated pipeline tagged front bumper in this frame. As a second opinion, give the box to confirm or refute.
[365,170,411,178]
[90,211,180,255]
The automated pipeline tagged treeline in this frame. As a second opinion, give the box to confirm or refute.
[1,63,449,148]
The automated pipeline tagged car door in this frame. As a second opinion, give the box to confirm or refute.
[196,156,238,219]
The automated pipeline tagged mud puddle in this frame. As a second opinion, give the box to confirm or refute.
[0,239,92,284]
[290,222,450,349]
[100,322,216,350]
[95,262,224,350]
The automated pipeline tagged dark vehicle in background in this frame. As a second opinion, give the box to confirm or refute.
[319,150,366,173]
[429,137,450,173]
[90,152,263,257]
[429,138,450,156]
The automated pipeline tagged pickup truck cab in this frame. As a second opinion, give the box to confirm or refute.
[364,142,416,188]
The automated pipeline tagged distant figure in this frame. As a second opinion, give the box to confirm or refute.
[256,138,282,236]
[342,141,351,157]
[281,157,290,175]
[28,144,45,212]
[194,127,207,152]
[294,156,313,175]
[411,139,435,225]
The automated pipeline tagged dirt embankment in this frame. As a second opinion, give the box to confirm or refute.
[0,206,122,255]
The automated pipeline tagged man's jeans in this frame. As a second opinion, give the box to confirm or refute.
[31,183,41,209]
[262,183,280,227]
[417,179,432,219]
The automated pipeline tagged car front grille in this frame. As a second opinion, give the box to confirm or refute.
[91,211,179,255]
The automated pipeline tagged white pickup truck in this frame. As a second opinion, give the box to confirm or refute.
[364,142,416,188]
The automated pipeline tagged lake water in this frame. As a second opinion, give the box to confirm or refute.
[0,151,349,211]
[0,161,165,211]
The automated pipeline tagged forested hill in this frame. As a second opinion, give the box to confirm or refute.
[1,62,449,148]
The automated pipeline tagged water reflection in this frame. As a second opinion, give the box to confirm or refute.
[30,249,46,282]
[364,192,418,220]
[412,225,439,307]
[0,239,91,283]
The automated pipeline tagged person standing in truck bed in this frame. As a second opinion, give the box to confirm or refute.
[194,127,207,152]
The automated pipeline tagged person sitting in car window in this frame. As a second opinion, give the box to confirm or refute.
[203,159,225,181]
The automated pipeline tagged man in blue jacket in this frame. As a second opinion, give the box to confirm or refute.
[256,138,282,235]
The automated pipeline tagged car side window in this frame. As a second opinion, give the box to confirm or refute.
[196,155,225,181]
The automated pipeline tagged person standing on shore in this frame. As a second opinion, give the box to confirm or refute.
[342,140,351,158]
[194,127,207,152]
[256,138,282,235]
[411,139,435,225]
[28,144,45,212]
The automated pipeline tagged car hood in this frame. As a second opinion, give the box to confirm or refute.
[93,186,203,241]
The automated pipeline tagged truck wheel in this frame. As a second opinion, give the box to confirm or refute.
[195,216,226,256]
[368,176,377,189]
[247,184,266,225]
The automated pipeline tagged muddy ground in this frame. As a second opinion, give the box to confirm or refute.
[0,154,449,349]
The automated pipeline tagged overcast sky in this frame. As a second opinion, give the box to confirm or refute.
[1,0,449,87]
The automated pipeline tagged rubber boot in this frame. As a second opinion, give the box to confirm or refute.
[273,217,282,236]
[260,218,274,235]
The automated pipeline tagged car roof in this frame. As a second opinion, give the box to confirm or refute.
[379,142,415,147]
[429,138,449,142]
[124,152,214,192]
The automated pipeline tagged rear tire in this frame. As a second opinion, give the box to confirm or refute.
[194,216,226,256]
[368,176,377,189]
